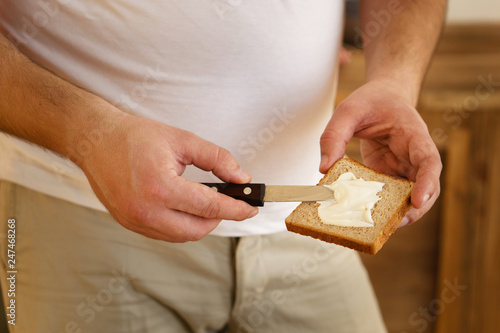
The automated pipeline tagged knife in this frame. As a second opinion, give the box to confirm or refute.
[202,183,335,206]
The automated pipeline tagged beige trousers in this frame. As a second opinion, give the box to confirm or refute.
[0,181,386,333]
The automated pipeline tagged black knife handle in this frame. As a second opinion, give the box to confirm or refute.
[202,183,265,206]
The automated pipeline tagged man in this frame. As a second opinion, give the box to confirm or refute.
[0,1,444,332]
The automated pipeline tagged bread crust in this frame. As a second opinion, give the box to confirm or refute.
[285,158,414,255]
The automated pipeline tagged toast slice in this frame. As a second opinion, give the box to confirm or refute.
[285,158,414,255]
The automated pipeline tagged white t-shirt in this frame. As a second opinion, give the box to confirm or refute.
[0,1,343,236]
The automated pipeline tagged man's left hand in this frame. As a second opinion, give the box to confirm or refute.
[319,80,442,226]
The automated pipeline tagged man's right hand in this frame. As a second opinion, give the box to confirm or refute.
[1,32,257,242]
[79,113,259,242]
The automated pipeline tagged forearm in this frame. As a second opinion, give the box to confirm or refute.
[0,32,125,165]
[359,0,447,105]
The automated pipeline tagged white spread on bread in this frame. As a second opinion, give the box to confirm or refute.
[317,172,385,227]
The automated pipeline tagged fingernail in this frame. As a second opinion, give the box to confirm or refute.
[247,209,258,219]
[239,169,252,183]
[398,216,410,228]
[422,193,430,205]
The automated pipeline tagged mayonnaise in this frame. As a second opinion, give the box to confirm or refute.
[317,172,385,227]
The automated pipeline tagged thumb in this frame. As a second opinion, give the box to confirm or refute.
[182,132,252,184]
[319,109,356,173]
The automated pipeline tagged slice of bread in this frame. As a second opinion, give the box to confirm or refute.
[285,158,414,255]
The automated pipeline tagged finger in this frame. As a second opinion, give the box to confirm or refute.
[163,175,259,221]
[181,133,251,184]
[319,109,356,173]
[409,144,442,209]
[396,143,441,227]
[398,189,439,227]
[125,208,223,242]
[360,141,410,176]
[397,213,411,228]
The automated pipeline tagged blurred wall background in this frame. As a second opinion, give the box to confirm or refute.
[447,0,500,22]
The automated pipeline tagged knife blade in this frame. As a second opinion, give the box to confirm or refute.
[202,183,335,207]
